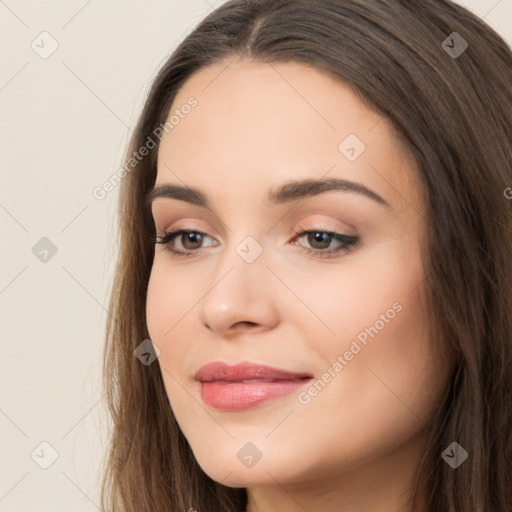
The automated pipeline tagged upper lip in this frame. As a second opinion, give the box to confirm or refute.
[195,361,313,382]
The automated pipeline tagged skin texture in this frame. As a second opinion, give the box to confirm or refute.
[146,58,455,512]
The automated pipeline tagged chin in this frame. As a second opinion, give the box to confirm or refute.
[190,442,302,488]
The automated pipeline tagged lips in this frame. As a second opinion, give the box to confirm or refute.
[195,362,313,411]
[195,361,312,382]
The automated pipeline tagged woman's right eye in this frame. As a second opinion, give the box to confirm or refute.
[153,229,218,257]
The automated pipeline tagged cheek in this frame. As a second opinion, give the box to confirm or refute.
[286,287,445,477]
[145,265,190,392]
[145,261,197,343]
[298,240,439,420]
[335,262,433,397]
[280,257,423,354]
[145,268,168,341]
[329,282,441,429]
[145,262,206,399]
[145,267,191,409]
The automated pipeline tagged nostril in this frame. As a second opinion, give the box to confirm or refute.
[235,321,258,329]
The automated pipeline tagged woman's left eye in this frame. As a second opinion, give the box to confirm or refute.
[291,228,359,258]
[152,228,359,259]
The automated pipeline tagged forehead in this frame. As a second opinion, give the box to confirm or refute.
[156,58,421,208]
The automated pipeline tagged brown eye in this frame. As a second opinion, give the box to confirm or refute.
[307,232,332,250]
[180,232,203,250]
[153,229,218,257]
[292,228,360,259]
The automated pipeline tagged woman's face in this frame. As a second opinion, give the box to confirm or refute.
[146,59,452,491]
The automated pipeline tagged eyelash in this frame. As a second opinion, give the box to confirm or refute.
[151,225,359,260]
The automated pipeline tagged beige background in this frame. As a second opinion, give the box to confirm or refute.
[0,0,511,510]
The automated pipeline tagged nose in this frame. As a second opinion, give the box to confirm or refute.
[198,244,279,338]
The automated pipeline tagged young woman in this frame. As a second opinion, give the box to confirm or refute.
[100,1,512,511]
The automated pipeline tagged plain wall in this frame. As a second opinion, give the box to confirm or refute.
[0,0,511,510]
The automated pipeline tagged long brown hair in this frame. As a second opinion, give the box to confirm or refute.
[100,1,512,510]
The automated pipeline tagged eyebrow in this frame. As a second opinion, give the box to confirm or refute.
[145,177,391,209]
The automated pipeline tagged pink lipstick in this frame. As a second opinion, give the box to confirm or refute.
[195,361,312,411]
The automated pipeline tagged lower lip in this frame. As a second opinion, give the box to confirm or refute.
[200,379,311,411]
